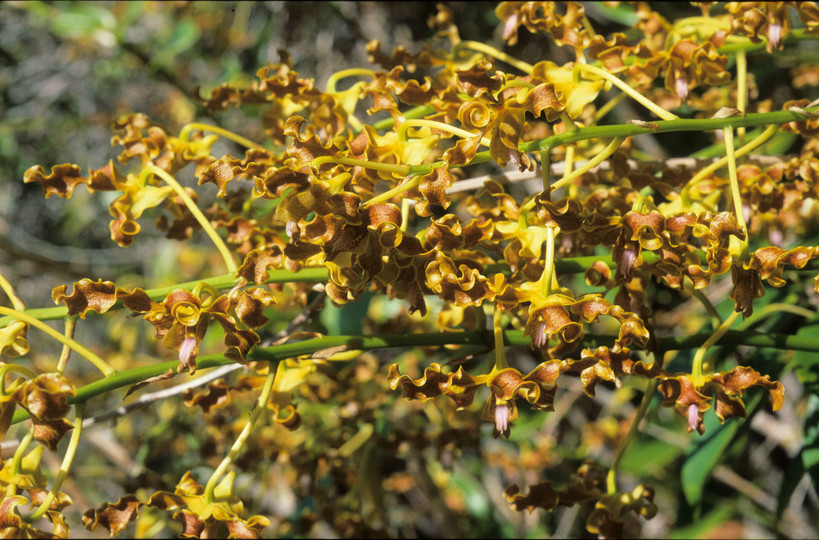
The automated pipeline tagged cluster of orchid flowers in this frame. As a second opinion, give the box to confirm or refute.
[4,1,819,537]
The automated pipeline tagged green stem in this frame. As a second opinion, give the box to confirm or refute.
[24,404,84,523]
[204,365,277,503]
[10,252,819,329]
[1,267,330,327]
[342,106,817,179]
[143,165,238,273]
[13,328,819,425]
[0,306,115,377]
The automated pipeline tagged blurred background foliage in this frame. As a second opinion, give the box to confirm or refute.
[1,1,818,538]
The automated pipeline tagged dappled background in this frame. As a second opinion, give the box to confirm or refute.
[1,2,818,538]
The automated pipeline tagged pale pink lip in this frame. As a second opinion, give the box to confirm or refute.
[768,22,782,49]
[179,335,197,365]
[675,75,689,102]
[687,403,699,432]
[495,402,511,434]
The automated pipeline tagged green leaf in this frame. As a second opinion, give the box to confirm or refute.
[776,446,805,519]
[49,3,115,39]
[320,290,373,336]
[681,392,764,507]
[619,435,684,478]
[790,313,819,394]
[667,504,735,540]
[803,394,819,495]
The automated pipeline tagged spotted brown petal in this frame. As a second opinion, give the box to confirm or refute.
[52,278,118,318]
[387,363,450,402]
[183,379,232,415]
[713,365,784,412]
[23,163,88,199]
[82,495,142,537]
[504,460,605,512]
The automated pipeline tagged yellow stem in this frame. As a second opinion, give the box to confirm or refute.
[607,376,658,494]
[0,364,37,396]
[178,122,265,151]
[522,137,623,214]
[682,124,778,196]
[0,271,25,311]
[575,63,678,121]
[561,111,579,132]
[25,404,84,523]
[745,303,815,326]
[736,51,747,146]
[684,279,722,329]
[0,306,115,377]
[565,145,578,199]
[398,119,491,147]
[455,40,534,73]
[722,126,749,260]
[593,92,627,123]
[400,198,410,232]
[312,156,411,177]
[9,429,34,480]
[540,226,557,298]
[363,175,421,208]
[552,136,623,191]
[56,318,76,374]
[204,366,276,503]
[540,149,552,196]
[493,306,509,370]
[692,310,742,379]
[143,165,238,274]
[325,68,375,94]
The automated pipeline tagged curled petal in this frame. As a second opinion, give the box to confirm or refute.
[52,278,118,318]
